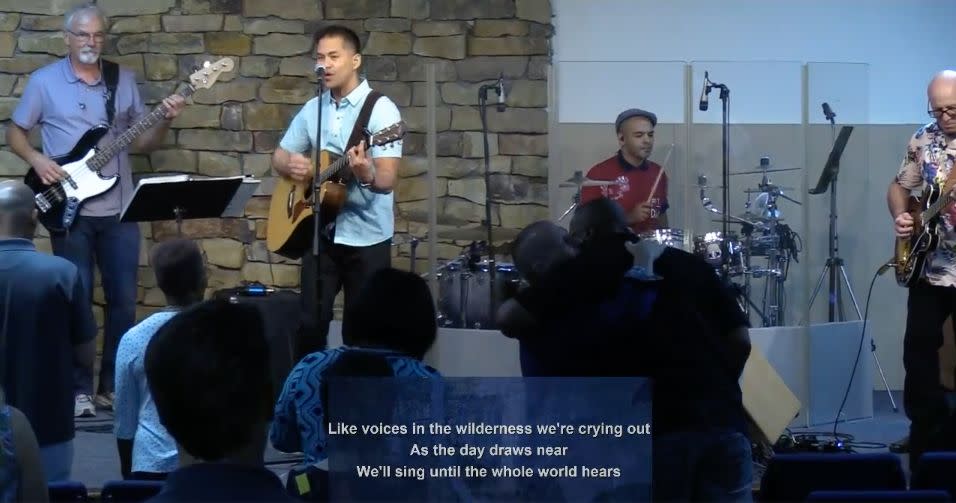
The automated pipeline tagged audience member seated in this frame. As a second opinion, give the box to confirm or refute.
[144,299,292,502]
[114,239,207,480]
[0,389,47,502]
[271,268,440,465]
[499,199,754,502]
[0,180,96,482]
[284,350,396,501]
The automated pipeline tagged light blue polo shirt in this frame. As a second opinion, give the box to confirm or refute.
[114,310,179,474]
[12,56,145,217]
[278,80,403,247]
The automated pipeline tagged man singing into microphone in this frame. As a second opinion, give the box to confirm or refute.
[271,25,403,358]
[581,109,668,235]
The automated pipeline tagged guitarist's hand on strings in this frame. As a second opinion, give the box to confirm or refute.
[30,153,67,186]
[895,212,914,238]
[347,141,374,185]
[287,153,312,183]
[161,96,186,120]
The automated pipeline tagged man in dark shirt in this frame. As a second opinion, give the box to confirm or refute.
[0,180,96,482]
[499,199,753,501]
[144,299,293,502]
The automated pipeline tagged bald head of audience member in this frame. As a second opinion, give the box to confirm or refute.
[150,239,207,307]
[569,197,631,243]
[512,221,579,285]
[928,70,956,136]
[0,181,37,240]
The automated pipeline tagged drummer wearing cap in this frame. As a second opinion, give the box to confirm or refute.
[581,108,668,234]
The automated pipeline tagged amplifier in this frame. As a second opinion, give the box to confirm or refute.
[213,286,302,401]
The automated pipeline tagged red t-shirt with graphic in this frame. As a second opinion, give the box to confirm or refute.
[580,152,669,234]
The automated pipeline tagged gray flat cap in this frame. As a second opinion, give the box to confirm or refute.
[615,108,657,131]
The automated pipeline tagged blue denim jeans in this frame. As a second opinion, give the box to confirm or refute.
[51,215,140,396]
[654,430,753,502]
[39,440,74,482]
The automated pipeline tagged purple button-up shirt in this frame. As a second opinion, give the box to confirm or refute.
[12,56,146,217]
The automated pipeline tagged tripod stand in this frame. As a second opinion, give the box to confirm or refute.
[806,116,897,412]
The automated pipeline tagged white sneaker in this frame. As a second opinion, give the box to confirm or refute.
[74,394,95,418]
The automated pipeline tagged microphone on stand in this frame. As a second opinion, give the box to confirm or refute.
[496,73,506,112]
[822,102,836,124]
[699,71,710,111]
[314,63,325,77]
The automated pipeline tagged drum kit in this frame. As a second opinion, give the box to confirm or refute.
[690,156,803,327]
[429,227,523,329]
[427,158,802,329]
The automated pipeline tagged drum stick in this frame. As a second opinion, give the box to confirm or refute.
[644,143,675,205]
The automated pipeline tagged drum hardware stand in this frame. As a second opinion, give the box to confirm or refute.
[730,281,770,326]
[558,171,584,221]
[478,74,506,326]
[805,117,897,412]
[409,237,419,274]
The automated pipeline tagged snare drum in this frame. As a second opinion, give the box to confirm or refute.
[638,228,692,252]
[694,231,745,275]
[436,260,522,329]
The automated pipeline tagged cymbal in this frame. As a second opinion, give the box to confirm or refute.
[437,226,522,241]
[559,172,620,188]
[559,179,619,188]
[730,167,802,176]
[713,213,785,224]
[744,187,795,193]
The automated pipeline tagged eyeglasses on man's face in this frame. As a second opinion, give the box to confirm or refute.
[928,106,956,119]
[68,30,106,44]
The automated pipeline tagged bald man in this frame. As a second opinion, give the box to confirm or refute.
[0,180,96,481]
[887,70,956,466]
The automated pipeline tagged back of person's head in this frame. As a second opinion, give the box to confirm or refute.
[145,299,272,462]
[343,268,436,360]
[512,220,578,285]
[569,198,631,243]
[150,239,207,306]
[0,181,37,239]
[320,350,394,430]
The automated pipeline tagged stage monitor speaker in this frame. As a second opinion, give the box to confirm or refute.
[740,345,801,445]
[213,287,301,401]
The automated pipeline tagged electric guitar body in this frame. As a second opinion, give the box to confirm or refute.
[895,180,955,287]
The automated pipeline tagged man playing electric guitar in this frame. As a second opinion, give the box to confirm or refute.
[271,25,402,359]
[887,70,956,466]
[6,4,184,419]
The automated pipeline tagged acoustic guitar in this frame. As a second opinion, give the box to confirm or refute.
[24,58,234,232]
[894,168,956,287]
[266,121,406,258]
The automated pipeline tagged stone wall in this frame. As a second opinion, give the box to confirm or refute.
[0,0,553,330]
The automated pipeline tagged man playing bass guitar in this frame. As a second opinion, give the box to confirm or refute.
[6,4,184,419]
[887,70,956,467]
[271,25,402,358]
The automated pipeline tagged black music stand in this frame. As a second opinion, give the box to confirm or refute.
[120,175,249,235]
[807,126,858,322]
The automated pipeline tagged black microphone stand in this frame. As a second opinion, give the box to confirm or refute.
[703,74,731,282]
[311,71,325,340]
[478,76,504,327]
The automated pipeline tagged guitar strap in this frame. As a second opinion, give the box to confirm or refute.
[345,90,383,158]
[102,59,120,127]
